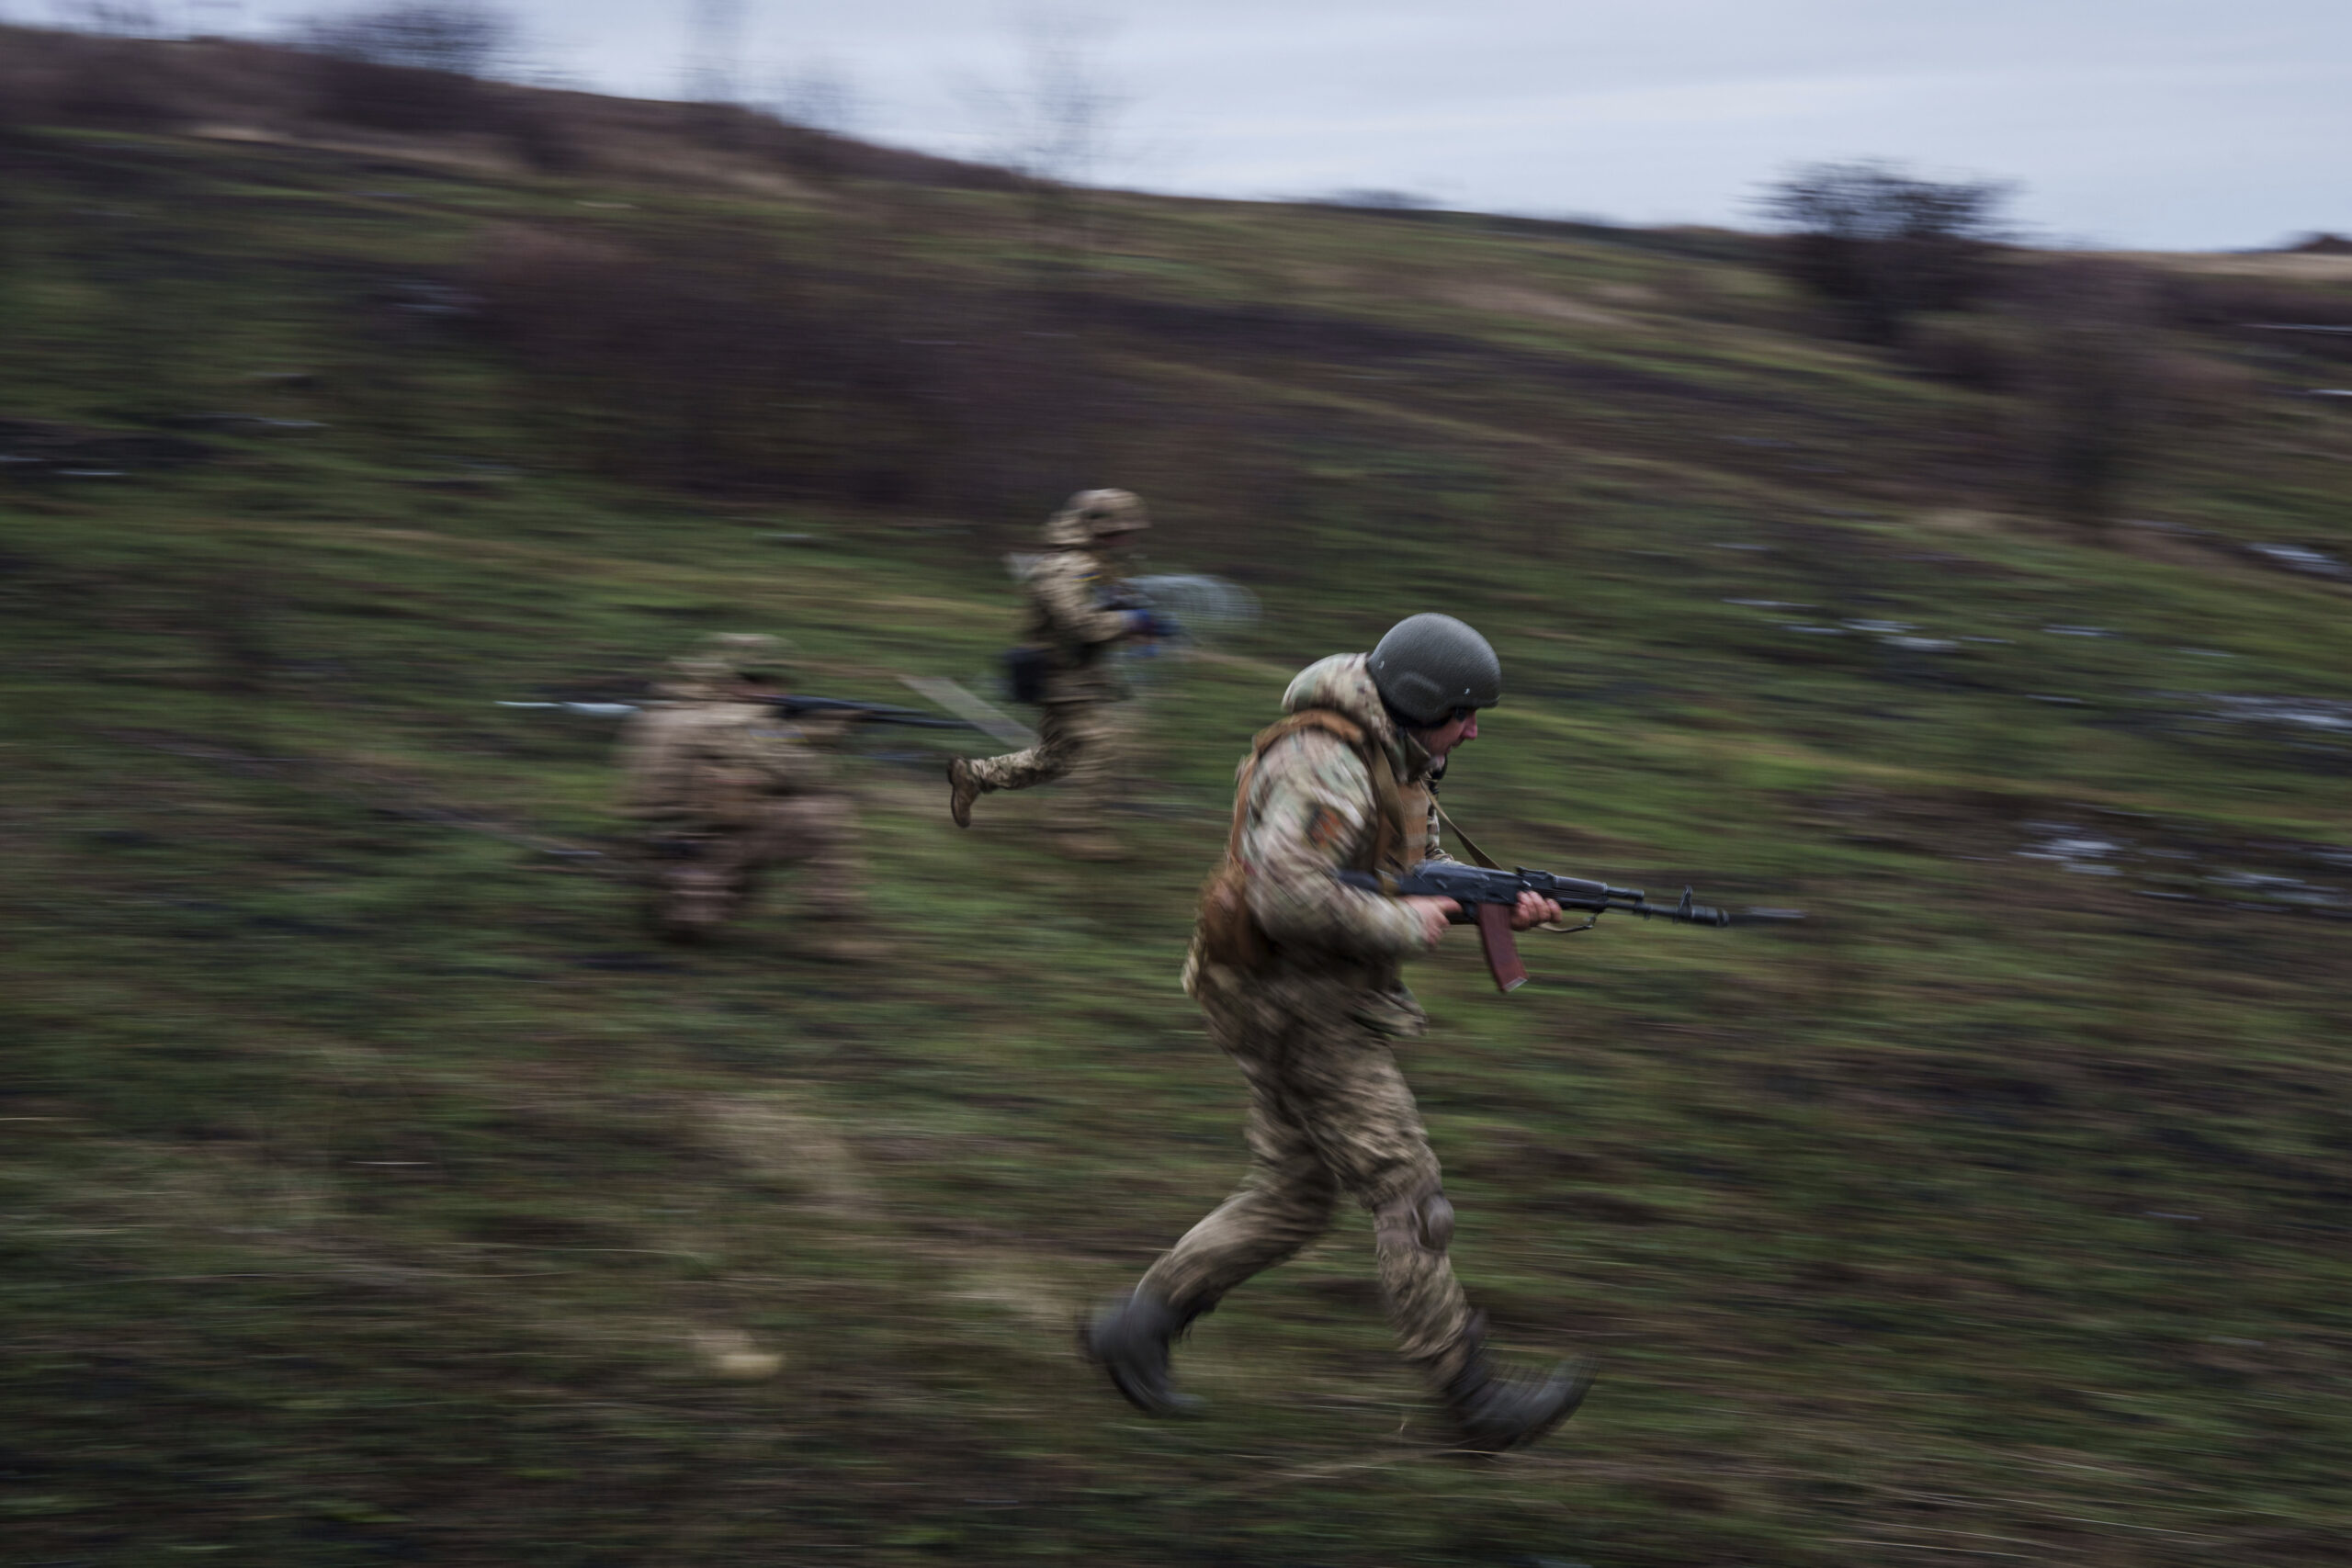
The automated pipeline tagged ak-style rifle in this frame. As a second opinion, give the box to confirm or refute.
[1339,860,1802,993]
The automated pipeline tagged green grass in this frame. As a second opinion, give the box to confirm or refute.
[3,122,2350,1566]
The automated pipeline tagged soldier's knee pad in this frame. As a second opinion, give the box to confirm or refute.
[1374,1181,1456,1257]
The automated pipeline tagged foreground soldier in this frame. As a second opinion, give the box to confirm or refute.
[947,489,1161,861]
[616,634,874,958]
[1083,614,1593,1451]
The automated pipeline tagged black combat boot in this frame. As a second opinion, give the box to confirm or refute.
[1441,1334,1596,1454]
[1080,1291,1202,1416]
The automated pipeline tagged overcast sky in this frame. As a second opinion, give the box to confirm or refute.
[201,2,2352,248]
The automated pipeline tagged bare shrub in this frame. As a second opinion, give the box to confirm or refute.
[965,16,1131,247]
[1321,189,1440,211]
[295,2,511,73]
[289,2,514,133]
[1905,313,2030,395]
[764,61,863,137]
[492,94,587,172]
[1762,162,2012,344]
[52,2,165,36]
[2013,261,2252,530]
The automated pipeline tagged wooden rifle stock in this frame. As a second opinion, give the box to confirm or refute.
[1473,901,1528,993]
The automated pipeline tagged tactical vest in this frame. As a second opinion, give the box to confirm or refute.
[1027,550,1120,694]
[619,705,778,828]
[1193,708,1420,972]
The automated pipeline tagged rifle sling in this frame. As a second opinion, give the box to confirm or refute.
[1430,797,1501,871]
[1431,797,1585,935]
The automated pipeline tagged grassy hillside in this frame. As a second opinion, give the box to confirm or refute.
[5,66,2352,1567]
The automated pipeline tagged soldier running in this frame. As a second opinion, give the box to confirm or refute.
[947,489,1164,862]
[616,633,876,959]
[1082,614,1594,1452]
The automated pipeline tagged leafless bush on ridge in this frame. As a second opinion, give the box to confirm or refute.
[2013,260,2256,530]
[51,2,165,38]
[1900,259,2261,528]
[1761,161,2013,345]
[286,1,516,135]
[293,2,513,76]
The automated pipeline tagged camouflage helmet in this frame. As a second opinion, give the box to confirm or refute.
[668,632,794,694]
[1368,614,1502,728]
[1059,488,1150,540]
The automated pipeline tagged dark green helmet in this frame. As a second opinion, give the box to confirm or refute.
[1369,614,1502,727]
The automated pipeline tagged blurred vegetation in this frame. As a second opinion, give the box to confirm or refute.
[1761,160,2012,345]
[4,28,2352,1568]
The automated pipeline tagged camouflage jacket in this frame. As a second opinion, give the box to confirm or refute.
[1187,653,1453,1026]
[1020,509,1138,705]
[616,696,838,829]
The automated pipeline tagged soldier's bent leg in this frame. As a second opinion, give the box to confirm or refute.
[690,828,765,922]
[1277,1018,1478,1385]
[1137,1095,1341,1319]
[648,831,750,936]
[754,794,865,919]
[1372,1177,1476,1385]
[1057,703,1125,834]
[961,702,1093,796]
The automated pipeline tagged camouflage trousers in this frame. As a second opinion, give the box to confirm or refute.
[962,701,1122,829]
[639,793,862,933]
[1137,982,1477,1384]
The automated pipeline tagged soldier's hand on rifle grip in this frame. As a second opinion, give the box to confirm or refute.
[1510,891,1562,931]
[1402,896,1461,946]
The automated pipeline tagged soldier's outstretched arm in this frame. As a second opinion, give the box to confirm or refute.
[1033,557,1142,647]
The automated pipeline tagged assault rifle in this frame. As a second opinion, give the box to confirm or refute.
[1338,861,1803,994]
[498,696,982,732]
[762,694,982,731]
[1102,585,1183,644]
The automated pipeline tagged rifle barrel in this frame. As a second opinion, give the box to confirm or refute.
[770,695,979,730]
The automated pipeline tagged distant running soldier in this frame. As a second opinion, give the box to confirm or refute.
[1082,614,1594,1452]
[616,633,874,958]
[947,489,1166,861]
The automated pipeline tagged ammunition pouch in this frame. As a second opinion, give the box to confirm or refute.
[1194,861,1274,972]
[1193,708,1409,976]
[1004,645,1049,706]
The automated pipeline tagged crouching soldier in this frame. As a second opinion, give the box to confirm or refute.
[947,488,1164,862]
[1082,614,1593,1451]
[616,633,875,959]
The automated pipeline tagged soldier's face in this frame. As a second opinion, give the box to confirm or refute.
[1417,710,1479,760]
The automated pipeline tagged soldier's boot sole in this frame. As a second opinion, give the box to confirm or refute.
[1442,1353,1598,1455]
[947,758,981,829]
